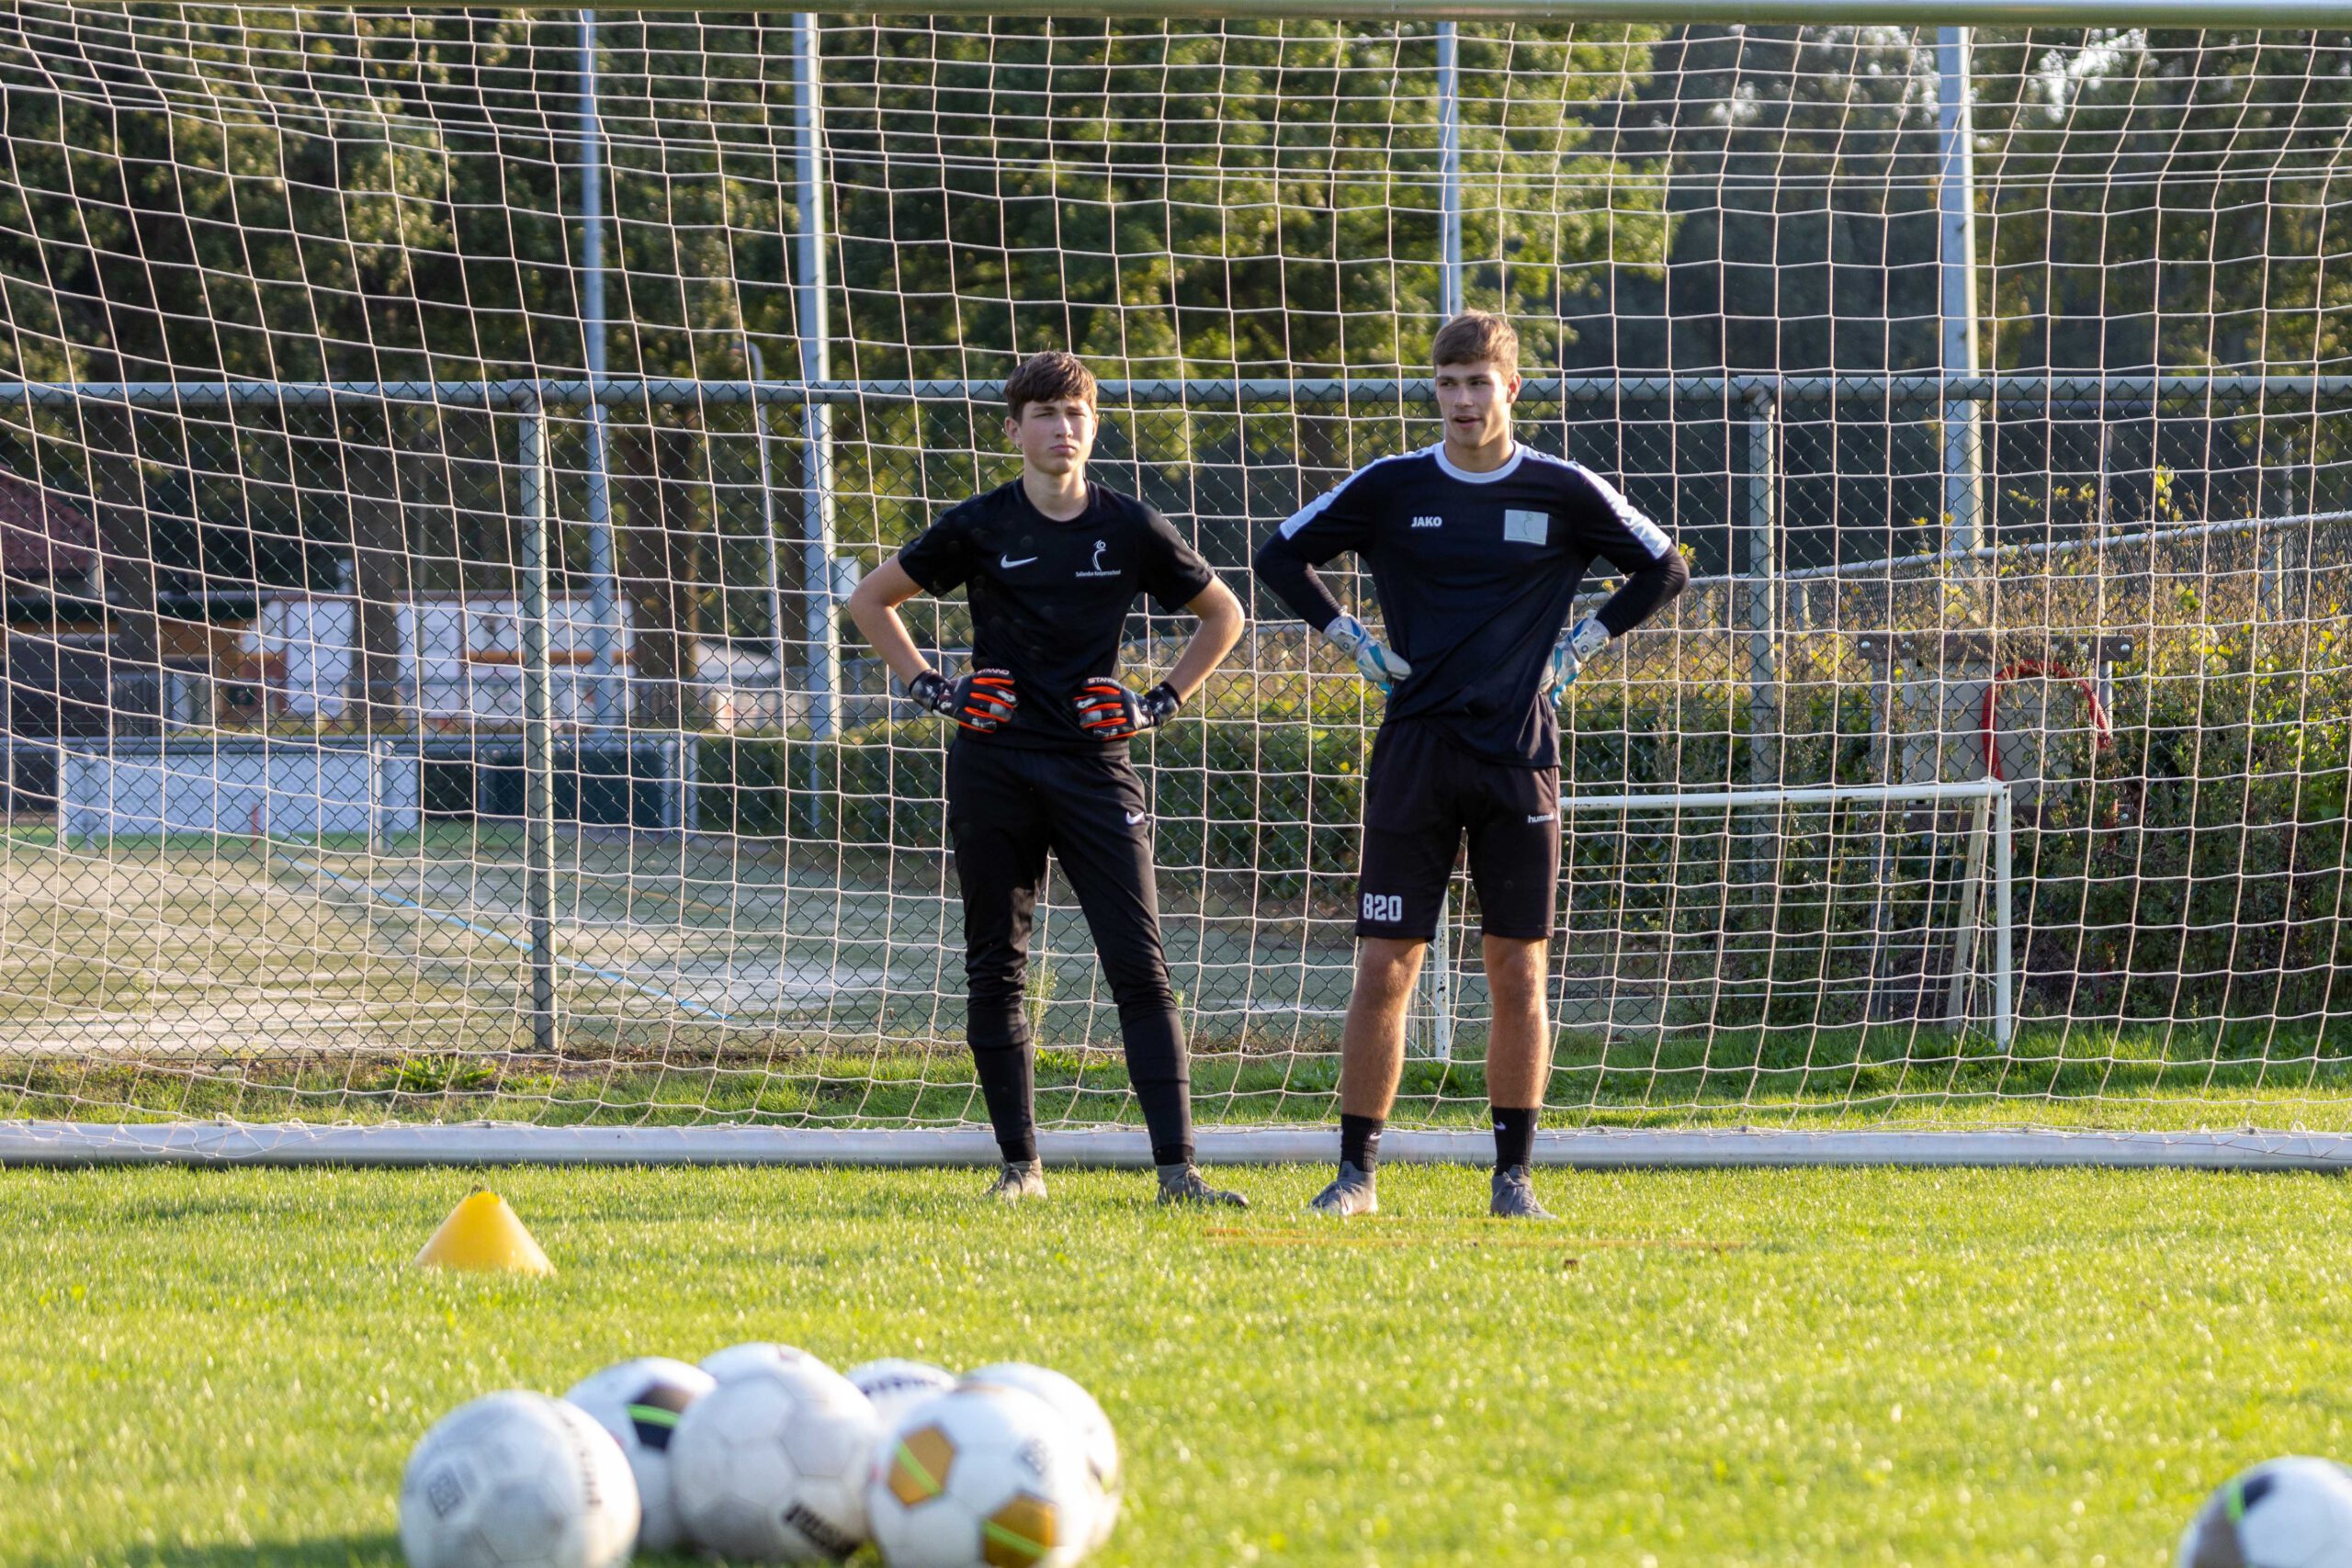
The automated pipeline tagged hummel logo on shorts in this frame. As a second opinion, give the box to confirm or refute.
[1527,812,1555,824]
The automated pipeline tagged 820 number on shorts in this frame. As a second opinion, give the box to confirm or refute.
[1362,893,1403,923]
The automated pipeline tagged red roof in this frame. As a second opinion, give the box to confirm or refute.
[0,468,95,582]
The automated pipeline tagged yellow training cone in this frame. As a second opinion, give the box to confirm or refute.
[413,1190,555,1275]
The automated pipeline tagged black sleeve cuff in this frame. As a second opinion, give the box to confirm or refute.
[1596,548,1689,639]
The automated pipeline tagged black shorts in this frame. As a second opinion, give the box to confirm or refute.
[1355,720,1561,942]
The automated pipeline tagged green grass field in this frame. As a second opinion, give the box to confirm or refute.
[6,1163,2352,1566]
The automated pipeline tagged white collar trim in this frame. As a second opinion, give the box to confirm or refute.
[1430,440,1524,484]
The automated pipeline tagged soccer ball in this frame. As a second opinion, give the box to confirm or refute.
[867,1384,1095,1568]
[561,1356,716,1553]
[846,1359,957,1427]
[961,1363,1122,1550]
[669,1359,881,1562]
[702,1341,820,1382]
[2177,1457,2352,1568]
[398,1391,639,1568]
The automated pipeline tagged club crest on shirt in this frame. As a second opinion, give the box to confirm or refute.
[1503,509,1549,545]
[1075,537,1120,578]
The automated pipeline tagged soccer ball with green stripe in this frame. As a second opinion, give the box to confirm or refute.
[867,1383,1095,1568]
[2177,1456,2352,1568]
[670,1359,882,1562]
[563,1357,716,1554]
[961,1364,1120,1552]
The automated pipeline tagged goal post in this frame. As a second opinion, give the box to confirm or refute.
[0,6,2348,1167]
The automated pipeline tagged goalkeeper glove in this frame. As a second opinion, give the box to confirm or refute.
[1544,617,1612,698]
[1325,614,1412,694]
[905,667,1018,733]
[1072,678,1182,741]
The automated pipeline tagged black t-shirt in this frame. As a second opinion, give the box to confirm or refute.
[897,479,1217,750]
[1252,443,1686,768]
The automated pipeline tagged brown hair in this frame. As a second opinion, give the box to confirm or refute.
[1430,310,1521,371]
[1003,351,1099,421]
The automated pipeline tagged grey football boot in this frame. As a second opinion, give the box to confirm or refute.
[1307,1160,1379,1217]
[1157,1164,1249,1208]
[1489,1164,1555,1220]
[984,1159,1047,1202]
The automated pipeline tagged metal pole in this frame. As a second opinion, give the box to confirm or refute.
[1418,891,1453,1062]
[517,400,559,1055]
[744,339,788,726]
[1437,20,1464,320]
[1945,790,1990,1028]
[1995,780,2014,1048]
[580,11,622,728]
[1739,389,1780,911]
[1746,389,1779,790]
[794,12,841,744]
[1936,25,1984,554]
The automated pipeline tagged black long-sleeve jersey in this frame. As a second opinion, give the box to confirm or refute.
[898,479,1216,750]
[1252,442,1689,768]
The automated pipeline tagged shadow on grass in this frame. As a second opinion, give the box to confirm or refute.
[23,1533,401,1567]
[21,1538,719,1568]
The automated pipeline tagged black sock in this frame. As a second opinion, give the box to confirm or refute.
[1491,1106,1538,1170]
[1120,1006,1193,1168]
[1340,1113,1385,1175]
[971,1040,1037,1164]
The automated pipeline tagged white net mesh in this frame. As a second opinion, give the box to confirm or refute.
[0,11,2346,1140]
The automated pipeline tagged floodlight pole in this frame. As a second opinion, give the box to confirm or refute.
[794,12,841,744]
[1936,25,1984,554]
[1437,20,1464,319]
[580,11,622,728]
[1422,18,1465,1051]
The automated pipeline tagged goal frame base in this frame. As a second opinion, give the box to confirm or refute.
[5,1122,2348,1170]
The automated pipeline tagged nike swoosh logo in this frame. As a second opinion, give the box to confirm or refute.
[1000,555,1038,569]
[1125,810,1146,824]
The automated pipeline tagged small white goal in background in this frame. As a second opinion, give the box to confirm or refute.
[59,739,421,845]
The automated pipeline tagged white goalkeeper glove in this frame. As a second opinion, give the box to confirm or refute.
[1325,613,1411,694]
[1544,616,1611,698]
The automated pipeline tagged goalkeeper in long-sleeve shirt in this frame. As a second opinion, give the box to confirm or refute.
[1252,311,1689,1219]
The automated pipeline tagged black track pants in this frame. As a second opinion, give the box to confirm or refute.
[946,739,1192,1166]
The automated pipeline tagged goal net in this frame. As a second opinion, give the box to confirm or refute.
[1,8,2346,1159]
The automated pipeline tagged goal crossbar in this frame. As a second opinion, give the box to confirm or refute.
[324,2,2352,28]
[2,373,2346,412]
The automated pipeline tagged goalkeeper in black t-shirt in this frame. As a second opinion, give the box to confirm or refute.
[845,352,1250,1205]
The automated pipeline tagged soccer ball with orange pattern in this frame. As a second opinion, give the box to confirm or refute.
[865,1384,1096,1568]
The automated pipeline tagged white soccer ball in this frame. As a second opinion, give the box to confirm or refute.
[399,1391,639,1568]
[847,1359,957,1427]
[702,1341,832,1385]
[867,1383,1096,1568]
[2178,1457,2352,1568]
[962,1363,1122,1550]
[561,1356,716,1554]
[670,1359,881,1562]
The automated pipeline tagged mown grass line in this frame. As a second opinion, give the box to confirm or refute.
[12,1019,2352,1133]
